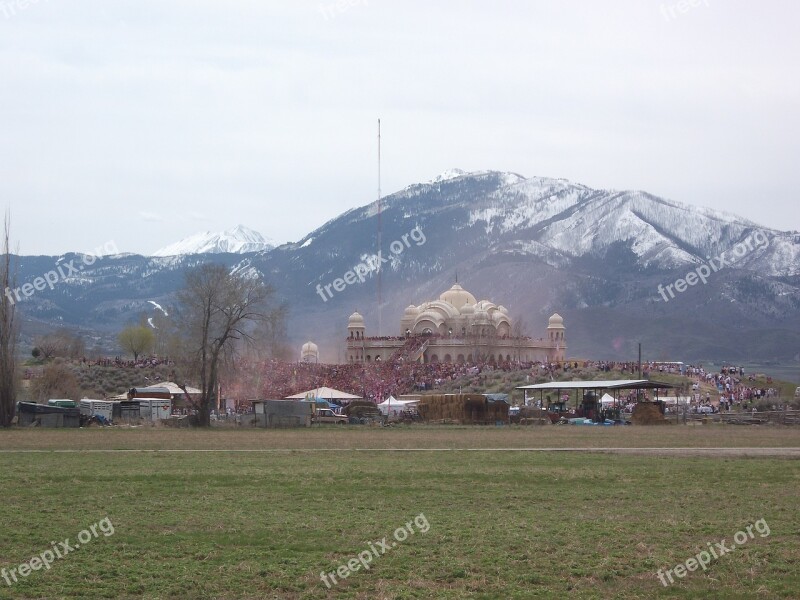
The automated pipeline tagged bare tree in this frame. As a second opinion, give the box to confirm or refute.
[0,214,17,426]
[512,316,529,363]
[176,264,278,426]
[34,329,83,360]
[29,362,81,402]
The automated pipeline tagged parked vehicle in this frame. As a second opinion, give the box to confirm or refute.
[80,399,114,422]
[312,408,348,425]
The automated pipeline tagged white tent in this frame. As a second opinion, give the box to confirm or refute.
[599,393,616,406]
[377,396,418,416]
[285,387,362,401]
[152,381,202,395]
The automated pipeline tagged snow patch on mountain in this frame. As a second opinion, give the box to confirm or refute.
[152,225,276,257]
[430,168,467,183]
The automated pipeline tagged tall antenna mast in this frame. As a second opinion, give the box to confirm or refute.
[377,118,382,337]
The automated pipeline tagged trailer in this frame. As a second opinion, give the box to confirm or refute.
[128,386,172,400]
[48,399,77,409]
[80,399,114,422]
[112,401,141,422]
[136,398,172,421]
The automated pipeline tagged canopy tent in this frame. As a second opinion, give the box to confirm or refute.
[376,396,418,416]
[151,381,202,395]
[285,387,362,402]
[516,379,675,404]
[516,379,675,391]
[515,379,676,417]
[599,393,616,406]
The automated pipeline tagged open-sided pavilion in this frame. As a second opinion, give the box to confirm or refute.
[515,379,676,409]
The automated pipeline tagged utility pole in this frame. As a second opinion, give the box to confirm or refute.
[377,118,382,337]
[638,342,642,379]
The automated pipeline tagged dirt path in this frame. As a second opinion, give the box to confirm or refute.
[1,447,798,456]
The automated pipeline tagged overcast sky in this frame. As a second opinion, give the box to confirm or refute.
[1,0,798,255]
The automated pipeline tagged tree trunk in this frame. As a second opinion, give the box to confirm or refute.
[0,215,18,426]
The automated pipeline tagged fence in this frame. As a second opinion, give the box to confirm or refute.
[673,409,800,425]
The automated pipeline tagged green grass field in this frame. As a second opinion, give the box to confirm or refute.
[0,427,798,599]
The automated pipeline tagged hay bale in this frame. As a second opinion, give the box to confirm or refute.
[344,401,381,419]
[417,394,508,424]
[631,402,668,425]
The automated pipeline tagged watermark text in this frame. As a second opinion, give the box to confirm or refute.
[2,517,115,586]
[656,518,770,586]
[657,231,768,303]
[315,226,425,303]
[320,512,429,588]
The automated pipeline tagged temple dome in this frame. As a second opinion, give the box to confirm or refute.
[348,311,365,326]
[404,305,420,317]
[548,313,564,327]
[439,284,477,310]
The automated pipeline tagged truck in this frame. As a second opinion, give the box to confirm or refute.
[312,408,348,425]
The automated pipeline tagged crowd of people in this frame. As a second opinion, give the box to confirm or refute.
[86,356,174,369]
[226,355,555,403]
[685,364,779,412]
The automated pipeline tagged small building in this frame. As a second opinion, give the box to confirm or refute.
[17,402,80,428]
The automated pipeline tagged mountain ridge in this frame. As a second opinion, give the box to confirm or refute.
[7,170,800,366]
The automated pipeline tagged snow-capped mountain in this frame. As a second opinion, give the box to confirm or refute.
[9,170,800,363]
[152,225,276,257]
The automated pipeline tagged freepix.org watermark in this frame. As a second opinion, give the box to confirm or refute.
[315,225,426,303]
[0,0,47,20]
[657,231,769,303]
[1,517,115,586]
[320,513,430,589]
[319,0,368,21]
[3,240,118,306]
[656,518,770,587]
[660,0,709,23]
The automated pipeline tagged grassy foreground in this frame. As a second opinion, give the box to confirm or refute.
[0,429,798,599]
[1,425,800,451]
